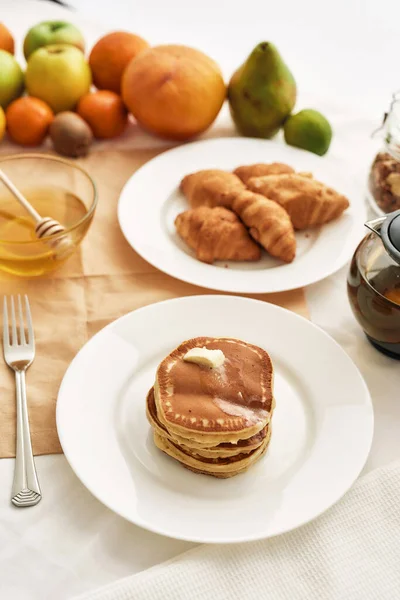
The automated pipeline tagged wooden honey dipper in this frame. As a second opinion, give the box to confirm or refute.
[0,168,66,239]
[0,168,75,261]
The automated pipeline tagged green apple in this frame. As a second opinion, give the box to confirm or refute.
[23,21,85,60]
[26,44,92,113]
[0,50,24,109]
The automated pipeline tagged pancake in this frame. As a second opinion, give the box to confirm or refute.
[146,387,268,458]
[155,337,274,444]
[153,427,271,477]
[147,336,275,478]
[178,441,261,459]
[184,443,270,478]
[155,429,267,465]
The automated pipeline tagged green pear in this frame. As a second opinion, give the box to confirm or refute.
[228,42,296,138]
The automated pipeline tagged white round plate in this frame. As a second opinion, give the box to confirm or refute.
[57,295,373,544]
[118,138,366,294]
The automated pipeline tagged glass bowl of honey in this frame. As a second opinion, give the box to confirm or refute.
[0,154,97,276]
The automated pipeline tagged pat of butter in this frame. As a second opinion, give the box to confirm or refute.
[183,347,225,368]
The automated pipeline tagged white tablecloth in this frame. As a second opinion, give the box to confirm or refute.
[1,1,400,598]
[76,459,400,600]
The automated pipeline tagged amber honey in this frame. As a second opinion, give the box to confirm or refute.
[0,185,88,276]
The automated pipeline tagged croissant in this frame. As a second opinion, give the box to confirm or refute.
[180,169,245,209]
[234,163,295,185]
[247,173,350,230]
[175,206,261,264]
[232,191,296,263]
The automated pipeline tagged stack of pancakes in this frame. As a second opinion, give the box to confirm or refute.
[146,337,275,478]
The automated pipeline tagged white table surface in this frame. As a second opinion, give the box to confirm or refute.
[1,1,400,598]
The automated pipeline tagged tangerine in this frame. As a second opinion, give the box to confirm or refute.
[77,90,128,139]
[6,97,54,146]
[89,31,149,93]
[0,23,14,54]
[0,106,6,141]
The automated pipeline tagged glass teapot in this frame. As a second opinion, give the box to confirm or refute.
[347,209,400,358]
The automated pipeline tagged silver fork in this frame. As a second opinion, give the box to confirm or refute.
[3,295,41,507]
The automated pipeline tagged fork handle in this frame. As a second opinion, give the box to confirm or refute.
[11,370,41,507]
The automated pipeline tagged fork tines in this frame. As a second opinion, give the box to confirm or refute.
[3,295,34,348]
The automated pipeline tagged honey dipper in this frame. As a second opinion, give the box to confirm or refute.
[0,167,66,239]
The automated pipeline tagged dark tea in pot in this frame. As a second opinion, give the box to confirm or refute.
[348,232,400,358]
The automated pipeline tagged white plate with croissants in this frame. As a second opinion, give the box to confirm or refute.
[118,138,365,293]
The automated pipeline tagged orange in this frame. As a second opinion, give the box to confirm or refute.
[89,31,149,93]
[6,97,54,145]
[122,45,226,141]
[77,90,128,139]
[0,23,14,54]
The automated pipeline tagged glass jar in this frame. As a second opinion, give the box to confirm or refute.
[367,91,400,215]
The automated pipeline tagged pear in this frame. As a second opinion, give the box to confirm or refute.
[228,42,296,138]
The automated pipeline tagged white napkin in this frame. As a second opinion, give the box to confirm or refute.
[75,459,400,600]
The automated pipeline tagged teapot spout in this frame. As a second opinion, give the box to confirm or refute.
[365,216,387,237]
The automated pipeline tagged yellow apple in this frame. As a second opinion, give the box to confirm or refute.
[25,44,91,113]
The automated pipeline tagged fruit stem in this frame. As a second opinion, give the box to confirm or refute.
[50,23,65,32]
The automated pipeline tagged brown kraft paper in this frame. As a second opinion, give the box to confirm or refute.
[0,148,308,458]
